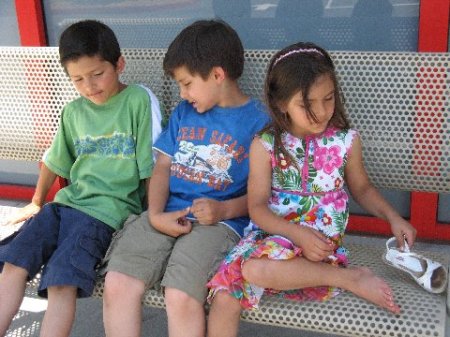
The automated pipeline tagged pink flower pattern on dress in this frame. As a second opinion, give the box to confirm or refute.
[319,190,349,212]
[322,127,337,138]
[313,145,342,174]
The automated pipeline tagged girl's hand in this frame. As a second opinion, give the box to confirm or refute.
[4,202,41,225]
[390,217,417,249]
[150,208,192,237]
[191,198,223,225]
[293,226,335,262]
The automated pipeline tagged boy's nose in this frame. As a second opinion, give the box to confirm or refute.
[179,87,187,100]
[84,78,95,91]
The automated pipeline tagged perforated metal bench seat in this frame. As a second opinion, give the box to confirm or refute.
[93,243,449,337]
[0,205,448,337]
[1,47,449,337]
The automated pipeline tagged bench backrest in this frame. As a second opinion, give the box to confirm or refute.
[0,47,448,193]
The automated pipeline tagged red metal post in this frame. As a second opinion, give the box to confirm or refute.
[0,0,63,202]
[348,0,450,240]
[410,0,450,240]
[15,0,47,46]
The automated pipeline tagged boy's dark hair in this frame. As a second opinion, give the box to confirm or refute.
[59,20,121,69]
[163,19,244,80]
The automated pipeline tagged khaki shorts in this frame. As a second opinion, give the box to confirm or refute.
[101,211,239,303]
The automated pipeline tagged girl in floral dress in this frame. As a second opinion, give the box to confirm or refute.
[206,42,417,337]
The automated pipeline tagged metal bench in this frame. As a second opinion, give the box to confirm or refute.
[0,47,449,337]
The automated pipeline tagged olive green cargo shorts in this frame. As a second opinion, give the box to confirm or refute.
[102,211,239,303]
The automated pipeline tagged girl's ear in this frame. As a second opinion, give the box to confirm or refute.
[278,101,288,114]
[116,55,126,74]
[211,66,226,82]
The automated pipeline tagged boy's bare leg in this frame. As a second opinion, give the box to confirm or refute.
[0,263,28,336]
[165,287,206,337]
[207,291,241,337]
[103,271,145,337]
[40,285,77,337]
[242,257,400,314]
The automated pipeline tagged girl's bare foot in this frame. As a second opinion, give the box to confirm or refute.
[345,266,400,314]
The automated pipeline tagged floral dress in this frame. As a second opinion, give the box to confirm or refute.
[207,127,359,310]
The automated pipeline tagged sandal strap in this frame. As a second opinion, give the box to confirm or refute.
[386,236,410,253]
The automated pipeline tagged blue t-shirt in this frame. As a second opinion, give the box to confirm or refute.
[154,98,270,237]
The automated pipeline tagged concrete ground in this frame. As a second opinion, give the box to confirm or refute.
[8,292,333,337]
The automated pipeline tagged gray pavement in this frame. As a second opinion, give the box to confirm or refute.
[2,199,450,337]
[7,289,331,337]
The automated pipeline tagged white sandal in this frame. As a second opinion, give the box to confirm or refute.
[383,237,448,294]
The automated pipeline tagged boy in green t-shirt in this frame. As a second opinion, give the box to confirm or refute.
[0,20,161,337]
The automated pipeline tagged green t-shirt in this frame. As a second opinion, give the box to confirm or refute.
[44,84,154,230]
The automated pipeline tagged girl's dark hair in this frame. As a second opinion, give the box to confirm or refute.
[59,20,121,69]
[163,19,244,80]
[262,41,350,169]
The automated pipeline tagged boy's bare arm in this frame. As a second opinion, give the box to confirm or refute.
[32,164,58,206]
[219,194,248,219]
[6,163,57,225]
[148,153,192,237]
[148,153,171,217]
[191,195,248,225]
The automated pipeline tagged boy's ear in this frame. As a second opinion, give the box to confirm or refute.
[116,56,126,74]
[211,66,226,82]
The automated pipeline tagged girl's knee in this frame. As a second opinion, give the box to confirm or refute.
[242,258,266,284]
[211,291,241,313]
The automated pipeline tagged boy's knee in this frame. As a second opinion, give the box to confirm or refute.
[1,263,28,280]
[103,271,145,301]
[165,287,200,310]
[47,285,77,297]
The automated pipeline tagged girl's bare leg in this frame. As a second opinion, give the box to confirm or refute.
[0,263,28,336]
[242,257,400,314]
[207,291,242,337]
[40,285,77,337]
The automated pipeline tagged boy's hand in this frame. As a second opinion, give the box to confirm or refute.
[291,226,335,262]
[390,217,417,249]
[150,208,192,237]
[191,198,224,225]
[4,202,41,226]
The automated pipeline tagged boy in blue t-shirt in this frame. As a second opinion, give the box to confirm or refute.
[0,20,161,337]
[102,19,270,337]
